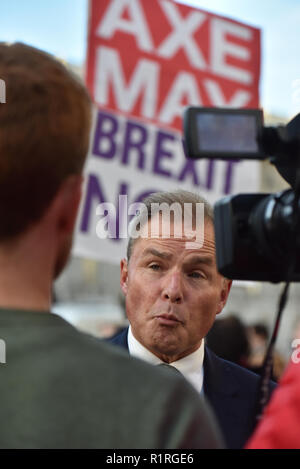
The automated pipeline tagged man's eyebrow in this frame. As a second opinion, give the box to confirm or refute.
[184,255,214,267]
[142,248,172,260]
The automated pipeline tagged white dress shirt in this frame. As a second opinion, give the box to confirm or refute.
[128,326,204,394]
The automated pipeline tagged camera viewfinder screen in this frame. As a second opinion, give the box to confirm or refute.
[196,112,259,154]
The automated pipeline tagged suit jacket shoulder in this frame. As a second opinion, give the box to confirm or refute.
[108,329,276,448]
[108,327,129,349]
[0,313,222,449]
[204,347,276,449]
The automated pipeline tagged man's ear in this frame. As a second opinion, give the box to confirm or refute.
[56,174,83,235]
[216,279,232,315]
[120,258,129,295]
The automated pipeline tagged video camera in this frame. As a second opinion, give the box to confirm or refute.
[183,107,300,282]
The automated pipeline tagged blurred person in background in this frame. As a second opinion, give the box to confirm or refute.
[206,315,250,367]
[247,323,286,381]
[109,190,276,449]
[0,42,223,449]
[247,323,269,373]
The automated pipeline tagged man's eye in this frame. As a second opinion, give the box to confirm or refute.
[149,264,160,271]
[188,272,203,279]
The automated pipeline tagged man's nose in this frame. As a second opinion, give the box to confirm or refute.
[161,271,183,303]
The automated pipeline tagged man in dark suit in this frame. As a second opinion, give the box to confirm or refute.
[0,43,223,449]
[110,190,276,449]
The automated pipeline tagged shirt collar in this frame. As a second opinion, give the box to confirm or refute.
[128,325,204,393]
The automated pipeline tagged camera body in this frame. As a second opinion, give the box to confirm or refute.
[183,107,300,282]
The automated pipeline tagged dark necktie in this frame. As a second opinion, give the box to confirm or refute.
[157,363,182,377]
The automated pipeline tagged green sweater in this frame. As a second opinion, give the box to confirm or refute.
[0,308,223,449]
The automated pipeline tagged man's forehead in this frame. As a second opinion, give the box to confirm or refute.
[140,242,215,260]
[140,236,214,250]
[132,226,216,260]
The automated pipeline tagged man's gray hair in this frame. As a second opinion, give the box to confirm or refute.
[127,189,214,261]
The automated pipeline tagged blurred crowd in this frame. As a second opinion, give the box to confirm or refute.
[206,315,287,382]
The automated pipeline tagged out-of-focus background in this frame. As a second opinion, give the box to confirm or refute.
[2,0,300,378]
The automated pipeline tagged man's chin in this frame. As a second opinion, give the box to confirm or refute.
[150,332,183,359]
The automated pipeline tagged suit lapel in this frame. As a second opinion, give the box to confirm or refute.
[203,346,254,448]
[203,346,239,398]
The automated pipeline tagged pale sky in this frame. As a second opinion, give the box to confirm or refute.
[1,0,300,119]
